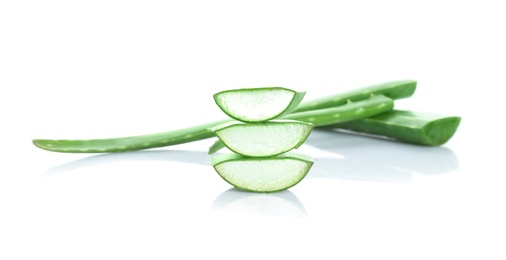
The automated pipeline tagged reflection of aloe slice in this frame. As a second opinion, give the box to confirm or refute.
[212,153,313,193]
[213,87,306,122]
[212,188,308,217]
[211,120,313,157]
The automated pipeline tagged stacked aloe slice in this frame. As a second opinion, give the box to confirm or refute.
[210,87,315,193]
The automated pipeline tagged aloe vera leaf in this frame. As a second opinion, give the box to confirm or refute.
[294,79,416,112]
[213,87,306,122]
[33,120,228,153]
[208,137,226,155]
[35,80,449,154]
[34,94,394,153]
[212,152,314,193]
[208,109,461,154]
[285,94,393,126]
[211,120,313,157]
[332,110,462,146]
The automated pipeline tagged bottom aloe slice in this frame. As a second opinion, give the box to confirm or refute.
[212,153,314,193]
[211,120,313,157]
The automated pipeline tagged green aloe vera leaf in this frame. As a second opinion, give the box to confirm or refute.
[213,87,306,122]
[284,94,393,126]
[294,79,416,112]
[34,80,458,154]
[211,120,313,157]
[332,110,462,146]
[211,152,314,193]
[34,94,393,154]
[208,137,227,155]
[208,94,394,154]
[33,120,229,153]
[208,110,460,154]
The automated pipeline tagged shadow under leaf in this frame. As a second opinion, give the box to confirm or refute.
[41,150,209,177]
[305,129,459,182]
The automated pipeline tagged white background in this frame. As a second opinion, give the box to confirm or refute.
[1,0,505,259]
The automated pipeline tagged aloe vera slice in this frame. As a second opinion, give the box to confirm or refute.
[213,87,306,122]
[211,120,313,157]
[212,153,313,193]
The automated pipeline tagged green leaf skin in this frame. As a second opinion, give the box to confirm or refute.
[333,110,462,146]
[294,79,416,112]
[212,152,314,193]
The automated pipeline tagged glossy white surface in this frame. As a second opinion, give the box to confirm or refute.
[1,1,505,259]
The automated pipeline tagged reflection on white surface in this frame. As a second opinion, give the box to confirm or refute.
[305,129,460,182]
[38,130,460,219]
[42,150,209,176]
[212,188,307,217]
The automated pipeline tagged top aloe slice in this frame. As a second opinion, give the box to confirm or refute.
[213,87,306,122]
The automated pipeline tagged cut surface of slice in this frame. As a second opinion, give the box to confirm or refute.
[211,120,313,157]
[211,153,313,193]
[213,87,306,122]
